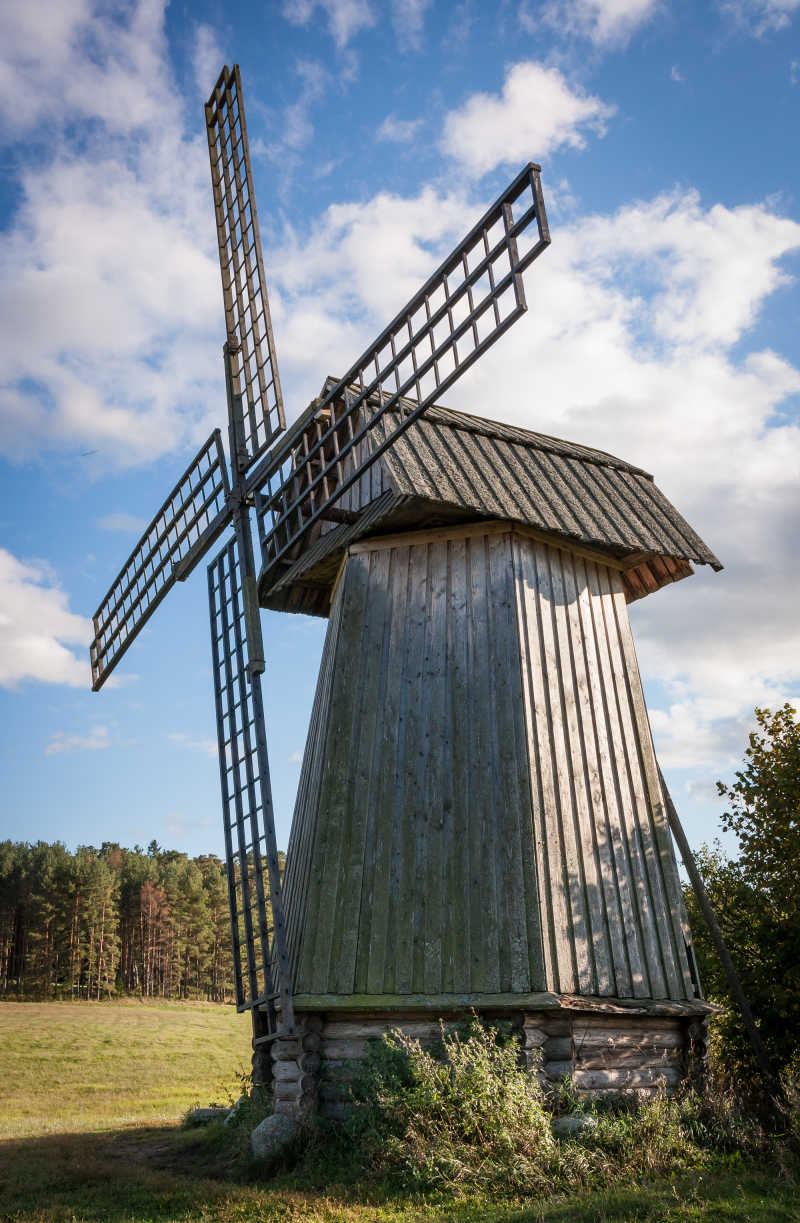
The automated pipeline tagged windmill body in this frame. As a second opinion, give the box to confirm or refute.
[257,395,719,1114]
[90,65,719,1122]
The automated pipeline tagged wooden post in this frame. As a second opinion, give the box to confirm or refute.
[657,765,776,1087]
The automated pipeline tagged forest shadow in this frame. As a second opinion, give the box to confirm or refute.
[0,1124,248,1222]
[1,1127,796,1223]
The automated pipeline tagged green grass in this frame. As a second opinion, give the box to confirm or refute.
[0,1000,797,1222]
[0,999,252,1138]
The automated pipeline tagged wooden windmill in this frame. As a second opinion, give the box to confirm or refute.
[91,65,721,1118]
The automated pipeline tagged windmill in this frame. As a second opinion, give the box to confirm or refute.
[90,65,551,1058]
[93,66,769,1119]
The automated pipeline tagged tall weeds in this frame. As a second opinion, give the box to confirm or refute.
[332,1017,798,1196]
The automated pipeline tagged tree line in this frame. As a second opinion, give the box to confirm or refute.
[0,840,246,1002]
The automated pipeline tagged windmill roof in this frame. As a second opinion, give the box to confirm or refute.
[259,390,721,616]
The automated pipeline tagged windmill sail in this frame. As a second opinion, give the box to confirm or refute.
[90,430,231,690]
[247,162,550,571]
[206,65,286,467]
[208,536,294,1029]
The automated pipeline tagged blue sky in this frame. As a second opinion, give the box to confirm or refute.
[0,0,798,862]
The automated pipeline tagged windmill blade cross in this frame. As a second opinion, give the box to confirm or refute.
[206,65,286,468]
[90,430,231,691]
[246,162,550,574]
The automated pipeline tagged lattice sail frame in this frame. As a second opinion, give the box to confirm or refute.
[208,537,294,1023]
[249,162,550,571]
[90,431,230,690]
[206,65,286,465]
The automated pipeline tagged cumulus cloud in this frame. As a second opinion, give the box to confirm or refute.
[259,180,800,773]
[0,0,224,469]
[441,62,615,178]
[0,0,173,137]
[0,549,90,688]
[524,0,661,45]
[281,0,374,47]
[265,186,474,382]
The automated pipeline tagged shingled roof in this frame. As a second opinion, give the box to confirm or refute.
[259,389,721,617]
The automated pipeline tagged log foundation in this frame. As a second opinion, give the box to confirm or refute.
[262,1000,708,1119]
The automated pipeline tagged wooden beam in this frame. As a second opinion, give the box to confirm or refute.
[291,990,713,1014]
[347,518,627,572]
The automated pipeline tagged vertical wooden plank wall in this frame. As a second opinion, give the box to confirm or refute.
[281,524,697,1003]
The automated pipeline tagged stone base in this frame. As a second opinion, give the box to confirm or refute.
[261,1001,708,1119]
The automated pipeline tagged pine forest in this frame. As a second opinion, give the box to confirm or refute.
[0,840,265,1002]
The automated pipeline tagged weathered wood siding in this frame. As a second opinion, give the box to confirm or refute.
[281,525,697,1002]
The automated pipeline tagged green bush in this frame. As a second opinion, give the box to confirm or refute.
[330,1018,797,1197]
[346,1019,555,1192]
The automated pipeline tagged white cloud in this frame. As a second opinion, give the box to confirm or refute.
[191,22,226,97]
[255,59,329,177]
[670,64,685,82]
[377,114,424,142]
[686,778,723,803]
[0,0,173,137]
[266,186,473,379]
[45,724,111,756]
[261,180,800,773]
[281,0,374,47]
[441,62,615,179]
[285,60,328,150]
[97,513,148,533]
[288,750,303,763]
[0,549,90,688]
[0,0,224,469]
[720,0,800,35]
[522,0,660,45]
[391,0,433,51]
[168,732,218,758]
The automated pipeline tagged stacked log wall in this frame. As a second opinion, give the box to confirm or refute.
[281,1008,699,1117]
[523,1012,694,1093]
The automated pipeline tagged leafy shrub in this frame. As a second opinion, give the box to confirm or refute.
[332,1017,797,1197]
[345,1018,555,1192]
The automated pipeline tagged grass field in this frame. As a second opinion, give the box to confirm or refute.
[0,999,252,1138]
[0,1000,797,1223]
